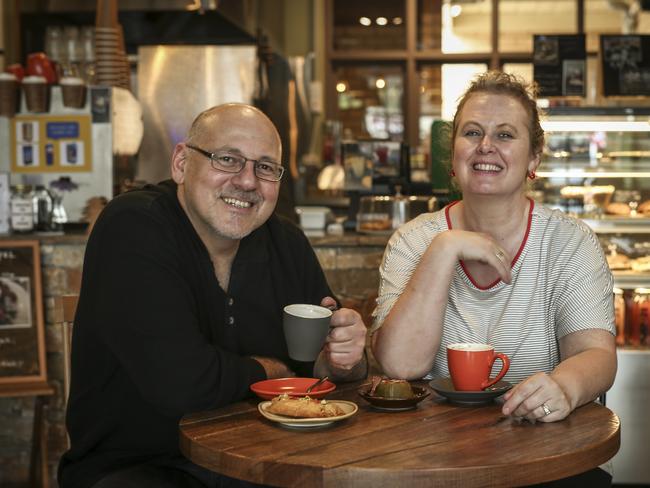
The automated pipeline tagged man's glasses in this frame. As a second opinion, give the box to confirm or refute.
[186,144,284,182]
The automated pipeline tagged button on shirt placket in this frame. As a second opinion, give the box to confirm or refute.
[227,296,235,326]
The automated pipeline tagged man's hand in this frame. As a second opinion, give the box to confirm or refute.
[320,297,366,371]
[251,356,295,379]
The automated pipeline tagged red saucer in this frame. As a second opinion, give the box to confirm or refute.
[250,377,336,400]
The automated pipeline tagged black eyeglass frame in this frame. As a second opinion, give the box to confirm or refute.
[185,143,285,182]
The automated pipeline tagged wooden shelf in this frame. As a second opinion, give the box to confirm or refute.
[0,381,54,398]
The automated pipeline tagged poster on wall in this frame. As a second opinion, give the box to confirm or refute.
[10,114,92,173]
[533,34,586,97]
[0,241,47,384]
[601,35,650,96]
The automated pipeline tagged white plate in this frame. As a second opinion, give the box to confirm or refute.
[258,400,358,428]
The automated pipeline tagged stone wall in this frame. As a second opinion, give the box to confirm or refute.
[0,232,388,487]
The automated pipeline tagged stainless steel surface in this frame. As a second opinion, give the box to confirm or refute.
[136,45,256,184]
[607,348,650,483]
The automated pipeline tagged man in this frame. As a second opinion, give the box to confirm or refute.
[59,104,367,488]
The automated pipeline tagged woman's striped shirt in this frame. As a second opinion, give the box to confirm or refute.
[371,201,615,384]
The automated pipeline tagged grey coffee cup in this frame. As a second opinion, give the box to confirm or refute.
[283,304,333,361]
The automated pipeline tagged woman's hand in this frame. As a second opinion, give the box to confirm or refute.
[437,230,512,284]
[501,372,572,422]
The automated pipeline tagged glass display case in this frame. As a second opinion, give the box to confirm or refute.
[535,108,650,485]
[533,107,650,295]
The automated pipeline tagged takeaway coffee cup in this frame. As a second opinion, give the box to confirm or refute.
[60,77,87,108]
[283,304,332,361]
[447,343,510,391]
[22,75,50,112]
[0,73,19,117]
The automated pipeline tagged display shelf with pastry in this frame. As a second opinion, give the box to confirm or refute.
[533,111,650,291]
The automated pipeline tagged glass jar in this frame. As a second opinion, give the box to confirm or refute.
[613,288,625,347]
[10,184,35,233]
[630,288,650,346]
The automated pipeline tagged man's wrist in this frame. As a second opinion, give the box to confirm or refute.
[315,349,368,382]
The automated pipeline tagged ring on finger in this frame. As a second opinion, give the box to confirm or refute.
[541,402,552,417]
[495,249,505,261]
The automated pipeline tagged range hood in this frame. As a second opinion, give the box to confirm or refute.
[19,0,256,55]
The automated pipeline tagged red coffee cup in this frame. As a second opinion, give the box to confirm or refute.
[447,343,510,391]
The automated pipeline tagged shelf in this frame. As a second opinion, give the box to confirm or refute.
[538,170,650,178]
[584,218,650,234]
[541,120,650,132]
[613,271,650,289]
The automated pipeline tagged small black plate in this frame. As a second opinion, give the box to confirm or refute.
[358,385,430,411]
[429,377,512,406]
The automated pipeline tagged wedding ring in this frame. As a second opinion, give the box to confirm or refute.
[495,250,505,261]
[541,403,552,417]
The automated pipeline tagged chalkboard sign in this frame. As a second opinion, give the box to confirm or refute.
[601,35,650,96]
[0,240,47,384]
[533,34,586,97]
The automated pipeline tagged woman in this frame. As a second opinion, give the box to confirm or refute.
[371,71,616,426]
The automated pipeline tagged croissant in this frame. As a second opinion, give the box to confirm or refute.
[266,394,343,418]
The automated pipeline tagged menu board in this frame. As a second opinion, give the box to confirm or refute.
[0,241,47,384]
[601,35,650,96]
[533,34,586,97]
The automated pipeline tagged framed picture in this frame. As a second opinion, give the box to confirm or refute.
[0,240,47,384]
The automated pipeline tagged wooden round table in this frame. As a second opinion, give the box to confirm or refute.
[179,381,620,487]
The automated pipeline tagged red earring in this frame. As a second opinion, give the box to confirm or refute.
[528,170,536,180]
[450,169,456,177]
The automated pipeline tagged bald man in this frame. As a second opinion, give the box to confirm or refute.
[59,104,367,488]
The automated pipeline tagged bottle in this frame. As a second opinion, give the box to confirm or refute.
[10,185,35,233]
[630,288,650,346]
[33,185,53,232]
[613,288,625,347]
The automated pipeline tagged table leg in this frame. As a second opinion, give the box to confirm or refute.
[29,395,50,488]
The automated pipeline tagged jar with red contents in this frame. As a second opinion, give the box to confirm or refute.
[613,288,626,346]
[630,288,650,346]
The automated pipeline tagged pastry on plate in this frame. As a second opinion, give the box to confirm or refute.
[605,202,631,216]
[606,253,631,270]
[266,394,343,418]
[638,200,650,215]
[631,256,650,272]
[368,376,414,399]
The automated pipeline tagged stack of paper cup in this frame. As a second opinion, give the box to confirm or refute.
[0,73,20,117]
[23,75,50,113]
[60,77,87,108]
[94,24,130,89]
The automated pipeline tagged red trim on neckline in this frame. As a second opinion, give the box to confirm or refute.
[447,198,534,290]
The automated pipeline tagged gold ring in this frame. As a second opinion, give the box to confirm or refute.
[495,250,505,261]
[541,403,551,416]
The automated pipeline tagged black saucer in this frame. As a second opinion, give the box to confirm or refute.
[358,385,430,411]
[429,377,512,406]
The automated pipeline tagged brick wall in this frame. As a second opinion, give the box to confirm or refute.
[0,233,388,487]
